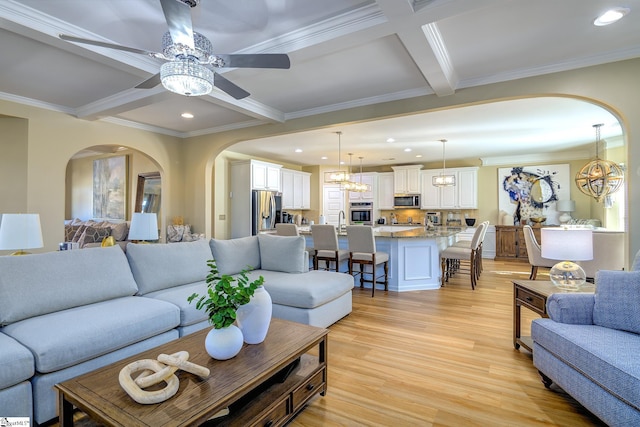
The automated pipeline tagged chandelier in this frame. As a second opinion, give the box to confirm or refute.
[325,132,352,185]
[344,156,369,192]
[575,124,624,202]
[433,139,456,187]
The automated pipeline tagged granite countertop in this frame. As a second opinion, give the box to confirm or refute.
[298,225,462,239]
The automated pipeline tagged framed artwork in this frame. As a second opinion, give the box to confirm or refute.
[93,155,127,220]
[498,164,570,224]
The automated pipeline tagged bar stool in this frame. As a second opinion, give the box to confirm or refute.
[440,223,486,289]
[346,225,389,297]
[311,224,348,272]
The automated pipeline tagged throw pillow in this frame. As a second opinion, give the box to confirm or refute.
[109,222,129,241]
[71,224,87,242]
[64,224,81,242]
[209,236,261,276]
[77,226,111,248]
[258,234,305,273]
[593,270,640,334]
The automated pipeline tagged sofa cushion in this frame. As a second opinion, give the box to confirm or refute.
[109,222,129,241]
[532,318,640,412]
[258,234,305,273]
[245,270,353,309]
[142,281,209,327]
[593,270,640,334]
[0,333,34,389]
[1,296,179,373]
[126,239,212,295]
[209,236,261,276]
[0,246,138,326]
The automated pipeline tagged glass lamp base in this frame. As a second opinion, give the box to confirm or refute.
[549,261,587,291]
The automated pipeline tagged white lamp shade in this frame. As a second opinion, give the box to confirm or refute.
[128,213,159,241]
[0,213,44,250]
[541,227,593,261]
[556,200,576,212]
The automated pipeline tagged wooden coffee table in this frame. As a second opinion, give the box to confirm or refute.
[55,318,328,427]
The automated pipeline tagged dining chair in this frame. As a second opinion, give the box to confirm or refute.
[275,223,298,236]
[576,230,625,282]
[346,225,389,297]
[276,223,316,262]
[311,224,349,272]
[440,222,486,289]
[522,224,556,279]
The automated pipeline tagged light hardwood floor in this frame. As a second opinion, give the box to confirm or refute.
[61,259,604,427]
[289,259,605,427]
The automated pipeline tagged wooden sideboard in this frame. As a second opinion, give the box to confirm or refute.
[495,225,542,261]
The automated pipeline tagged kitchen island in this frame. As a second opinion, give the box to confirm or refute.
[300,225,462,291]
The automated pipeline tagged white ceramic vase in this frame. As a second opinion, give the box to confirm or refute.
[236,286,272,344]
[204,325,244,360]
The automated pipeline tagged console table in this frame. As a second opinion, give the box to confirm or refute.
[56,318,328,426]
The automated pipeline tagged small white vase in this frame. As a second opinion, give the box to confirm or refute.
[204,325,244,360]
[236,286,272,344]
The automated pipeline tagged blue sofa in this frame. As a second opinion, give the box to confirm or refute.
[532,257,640,426]
[0,235,353,425]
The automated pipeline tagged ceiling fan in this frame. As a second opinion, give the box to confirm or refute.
[59,0,290,99]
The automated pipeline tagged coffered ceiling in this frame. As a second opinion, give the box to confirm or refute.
[0,0,637,166]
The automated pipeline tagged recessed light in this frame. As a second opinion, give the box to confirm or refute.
[416,154,423,158]
[295,148,303,153]
[181,112,194,119]
[387,138,395,143]
[594,7,630,26]
[404,148,412,152]
[321,156,328,160]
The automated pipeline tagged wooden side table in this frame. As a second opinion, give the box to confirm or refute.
[512,280,594,352]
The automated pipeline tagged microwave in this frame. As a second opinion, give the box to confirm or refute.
[394,195,420,209]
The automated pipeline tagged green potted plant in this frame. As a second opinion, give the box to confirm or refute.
[188,259,264,360]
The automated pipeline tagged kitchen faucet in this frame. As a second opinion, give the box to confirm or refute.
[338,210,346,231]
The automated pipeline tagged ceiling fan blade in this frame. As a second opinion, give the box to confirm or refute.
[160,0,195,49]
[135,73,162,89]
[214,74,250,99]
[216,54,291,69]
[59,34,155,56]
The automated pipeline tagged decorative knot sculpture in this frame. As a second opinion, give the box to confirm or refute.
[119,351,210,404]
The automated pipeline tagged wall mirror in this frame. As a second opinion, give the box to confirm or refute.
[135,172,161,214]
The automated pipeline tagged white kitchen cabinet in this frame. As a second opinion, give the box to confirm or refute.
[392,165,422,194]
[348,172,377,202]
[251,160,281,191]
[281,168,311,210]
[377,172,394,209]
[420,167,478,209]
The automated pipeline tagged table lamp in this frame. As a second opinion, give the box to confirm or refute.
[541,227,593,291]
[0,213,44,255]
[556,200,575,224]
[128,213,159,243]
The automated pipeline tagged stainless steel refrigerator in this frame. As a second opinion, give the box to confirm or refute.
[252,190,282,235]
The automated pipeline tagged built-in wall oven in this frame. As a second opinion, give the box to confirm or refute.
[349,202,373,225]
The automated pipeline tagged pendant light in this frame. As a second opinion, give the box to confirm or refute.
[342,153,358,191]
[325,131,352,185]
[575,124,624,202]
[354,156,370,192]
[433,139,456,187]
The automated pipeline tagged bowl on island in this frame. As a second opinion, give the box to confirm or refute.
[529,217,546,225]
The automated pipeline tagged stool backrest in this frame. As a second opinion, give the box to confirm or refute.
[275,223,299,236]
[346,225,376,253]
[311,224,339,250]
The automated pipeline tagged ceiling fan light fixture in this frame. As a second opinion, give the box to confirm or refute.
[160,59,213,96]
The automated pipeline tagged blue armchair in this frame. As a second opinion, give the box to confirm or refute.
[531,258,640,426]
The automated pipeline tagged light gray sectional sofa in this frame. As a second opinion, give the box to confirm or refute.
[532,258,640,426]
[0,234,353,425]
